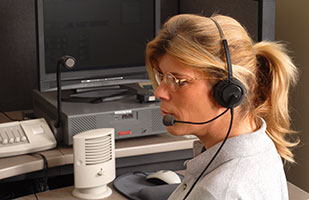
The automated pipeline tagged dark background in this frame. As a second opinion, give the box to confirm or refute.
[0,0,267,111]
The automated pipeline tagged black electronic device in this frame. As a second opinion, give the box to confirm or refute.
[36,0,161,95]
[33,89,166,145]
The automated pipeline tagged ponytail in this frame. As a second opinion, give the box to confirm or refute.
[252,41,299,163]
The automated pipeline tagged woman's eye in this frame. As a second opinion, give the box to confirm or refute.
[177,79,189,87]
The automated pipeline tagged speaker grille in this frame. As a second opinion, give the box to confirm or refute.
[71,116,96,136]
[152,109,163,132]
[84,134,112,165]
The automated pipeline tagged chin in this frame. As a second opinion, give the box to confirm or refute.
[166,125,189,136]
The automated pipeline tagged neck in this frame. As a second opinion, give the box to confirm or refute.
[198,112,257,149]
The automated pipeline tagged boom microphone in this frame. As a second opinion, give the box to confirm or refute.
[162,107,229,126]
[163,114,176,126]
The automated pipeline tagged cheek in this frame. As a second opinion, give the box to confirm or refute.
[177,89,215,120]
[165,87,218,136]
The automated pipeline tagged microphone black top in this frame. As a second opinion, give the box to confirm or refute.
[163,114,176,126]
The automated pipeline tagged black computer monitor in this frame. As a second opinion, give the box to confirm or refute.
[36,0,160,93]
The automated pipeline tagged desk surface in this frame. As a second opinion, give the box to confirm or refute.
[17,184,127,200]
[17,179,309,200]
[0,133,197,180]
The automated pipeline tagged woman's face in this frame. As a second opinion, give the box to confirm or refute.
[154,54,222,138]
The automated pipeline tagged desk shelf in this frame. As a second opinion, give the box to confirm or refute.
[0,133,196,199]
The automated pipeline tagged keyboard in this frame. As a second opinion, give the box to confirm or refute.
[0,118,57,158]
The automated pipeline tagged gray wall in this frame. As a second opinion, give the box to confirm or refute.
[179,0,261,41]
[276,0,309,192]
[0,0,38,112]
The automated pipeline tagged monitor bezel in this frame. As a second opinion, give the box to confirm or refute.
[36,0,161,92]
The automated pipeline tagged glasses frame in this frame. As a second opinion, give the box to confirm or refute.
[153,68,220,91]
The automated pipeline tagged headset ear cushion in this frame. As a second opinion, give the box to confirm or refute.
[213,78,246,108]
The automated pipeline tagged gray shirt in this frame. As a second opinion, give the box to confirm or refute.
[168,119,288,200]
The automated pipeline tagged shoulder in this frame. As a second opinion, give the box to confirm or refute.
[195,154,288,200]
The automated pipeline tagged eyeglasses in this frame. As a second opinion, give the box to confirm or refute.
[153,68,219,92]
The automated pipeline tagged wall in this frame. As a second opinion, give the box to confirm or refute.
[276,0,309,192]
[179,0,261,41]
[0,0,38,112]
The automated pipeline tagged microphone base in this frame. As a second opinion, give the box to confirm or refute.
[50,120,63,143]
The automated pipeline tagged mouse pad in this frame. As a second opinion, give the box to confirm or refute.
[113,171,183,200]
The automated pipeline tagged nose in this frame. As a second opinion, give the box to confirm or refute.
[154,81,171,101]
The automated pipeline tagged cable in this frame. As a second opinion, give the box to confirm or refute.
[183,107,234,200]
[29,153,49,200]
[32,153,49,192]
[31,183,39,200]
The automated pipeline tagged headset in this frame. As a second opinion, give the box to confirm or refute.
[163,18,246,199]
[211,19,245,108]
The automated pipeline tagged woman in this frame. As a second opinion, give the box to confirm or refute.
[145,14,299,199]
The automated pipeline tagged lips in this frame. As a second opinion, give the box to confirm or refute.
[160,108,174,117]
[161,110,169,116]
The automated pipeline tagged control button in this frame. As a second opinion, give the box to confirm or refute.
[31,125,44,135]
[183,183,187,190]
[21,136,27,142]
[118,130,131,136]
[76,160,83,166]
[9,138,14,144]
[3,138,8,144]
[97,168,104,176]
[15,137,20,143]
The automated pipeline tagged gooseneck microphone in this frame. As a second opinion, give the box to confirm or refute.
[54,55,76,129]
[163,107,229,126]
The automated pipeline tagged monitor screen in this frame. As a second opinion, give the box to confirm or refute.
[36,0,160,92]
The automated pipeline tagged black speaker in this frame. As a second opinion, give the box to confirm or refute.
[213,78,245,108]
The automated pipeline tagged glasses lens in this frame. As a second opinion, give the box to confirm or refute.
[165,73,178,91]
[153,69,178,91]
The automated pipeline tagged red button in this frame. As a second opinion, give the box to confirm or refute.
[118,130,131,135]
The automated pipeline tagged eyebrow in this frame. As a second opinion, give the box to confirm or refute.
[169,71,192,78]
[155,67,191,78]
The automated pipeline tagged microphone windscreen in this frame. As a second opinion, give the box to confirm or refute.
[163,114,176,126]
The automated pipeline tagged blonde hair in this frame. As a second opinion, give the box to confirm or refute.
[146,14,299,163]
